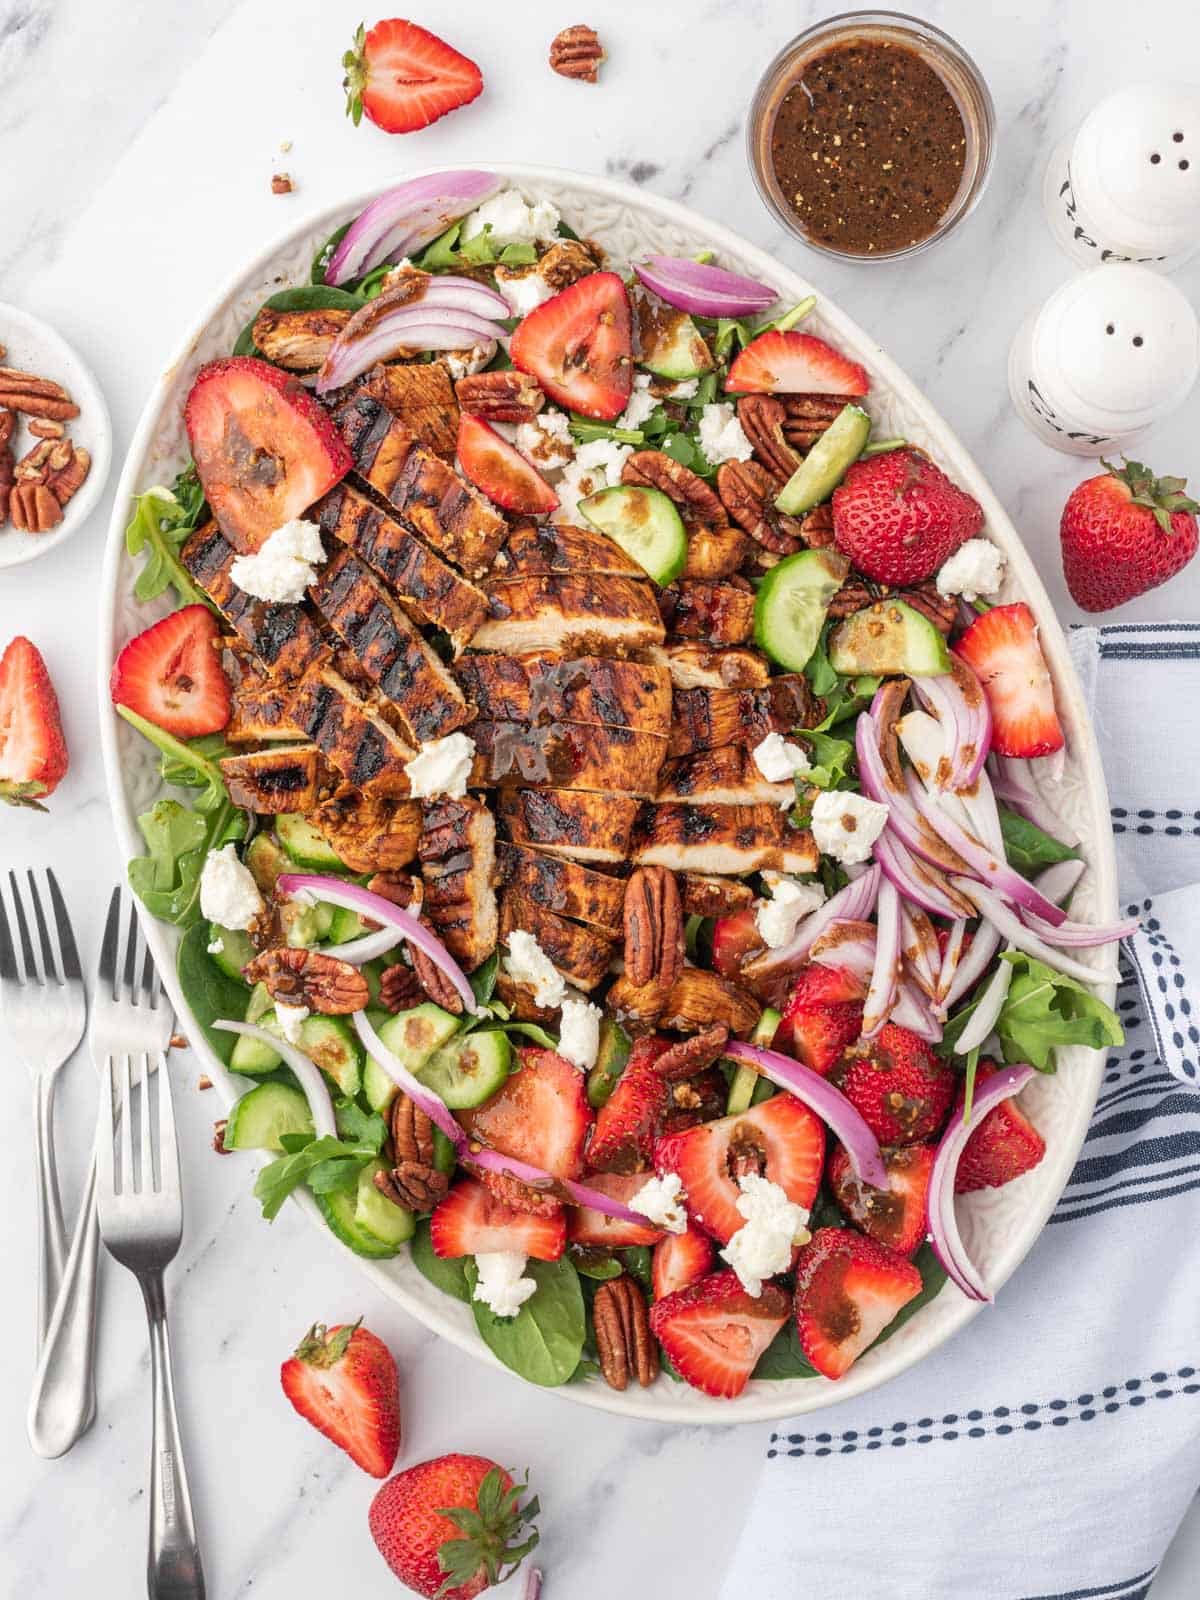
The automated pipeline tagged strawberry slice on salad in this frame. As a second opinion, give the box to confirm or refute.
[832,1022,955,1146]
[0,636,68,809]
[110,604,231,738]
[567,1171,665,1248]
[279,1320,400,1479]
[510,271,633,420]
[342,18,484,134]
[710,906,765,982]
[952,1061,1046,1193]
[456,414,559,515]
[827,1141,935,1257]
[725,330,869,396]
[652,1226,716,1300]
[650,1269,791,1398]
[184,357,351,552]
[585,1038,672,1174]
[774,963,866,1077]
[459,1047,593,1211]
[430,1177,566,1262]
[954,602,1065,758]
[793,1227,923,1380]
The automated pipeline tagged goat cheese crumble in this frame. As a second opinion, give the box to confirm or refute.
[810,790,889,865]
[198,844,263,931]
[617,373,658,432]
[557,996,602,1071]
[443,343,496,381]
[461,190,561,248]
[666,377,699,399]
[553,438,633,523]
[503,930,567,1009]
[403,732,476,800]
[473,1251,537,1318]
[755,877,826,949]
[697,402,753,465]
[935,538,1006,603]
[720,1174,811,1297]
[229,519,324,604]
[515,409,574,471]
[494,265,557,317]
[752,731,811,784]
[275,1003,310,1045]
[630,1171,688,1234]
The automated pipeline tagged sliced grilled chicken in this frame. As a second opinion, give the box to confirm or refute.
[314,484,487,646]
[469,720,667,797]
[678,872,756,918]
[680,525,750,580]
[219,745,325,813]
[631,802,818,874]
[182,522,328,681]
[657,967,762,1038]
[288,666,414,796]
[453,652,671,735]
[490,521,644,580]
[658,745,794,806]
[646,643,772,690]
[311,547,472,743]
[472,574,665,656]
[496,842,625,936]
[418,797,498,972]
[668,674,821,759]
[312,784,423,873]
[250,305,352,372]
[498,893,614,991]
[658,579,756,645]
[226,672,306,743]
[493,971,561,1025]
[497,787,640,865]
[359,361,459,460]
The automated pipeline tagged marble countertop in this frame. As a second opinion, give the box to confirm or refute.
[1,0,1198,1594]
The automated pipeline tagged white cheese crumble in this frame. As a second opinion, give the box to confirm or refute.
[473,1251,537,1318]
[666,377,700,399]
[719,1174,811,1297]
[935,538,1006,603]
[557,996,602,1071]
[198,844,263,931]
[494,265,557,318]
[630,1171,688,1234]
[443,343,496,381]
[617,373,657,432]
[503,930,567,1009]
[753,731,811,783]
[515,409,574,471]
[553,438,634,524]
[461,189,561,248]
[810,790,890,865]
[275,1002,310,1045]
[403,732,476,800]
[207,936,224,956]
[697,402,753,465]
[229,519,324,604]
[755,877,826,949]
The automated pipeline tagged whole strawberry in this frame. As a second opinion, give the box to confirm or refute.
[280,1320,400,1478]
[1060,457,1198,611]
[832,447,984,584]
[369,1454,539,1598]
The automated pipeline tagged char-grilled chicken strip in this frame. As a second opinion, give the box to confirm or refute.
[250,305,352,372]
[312,784,423,873]
[220,745,325,813]
[631,802,818,874]
[315,484,487,647]
[311,547,473,743]
[678,873,756,918]
[472,574,665,656]
[288,666,415,797]
[646,643,771,690]
[490,521,645,580]
[357,362,459,460]
[496,842,625,936]
[668,674,822,758]
[468,721,667,797]
[226,672,306,743]
[497,788,640,865]
[680,525,751,581]
[658,579,755,646]
[182,522,328,681]
[657,745,794,807]
[453,653,671,735]
[498,893,615,992]
[418,797,498,972]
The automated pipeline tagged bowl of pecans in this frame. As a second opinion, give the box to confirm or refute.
[0,301,112,570]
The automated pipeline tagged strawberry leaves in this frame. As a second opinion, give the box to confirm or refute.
[1103,456,1200,537]
[435,1466,540,1597]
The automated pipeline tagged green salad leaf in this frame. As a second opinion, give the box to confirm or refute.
[254,1119,387,1220]
[997,804,1081,877]
[465,1256,586,1387]
[175,922,250,1065]
[410,1219,471,1302]
[124,467,211,609]
[941,953,1123,1071]
[415,220,538,272]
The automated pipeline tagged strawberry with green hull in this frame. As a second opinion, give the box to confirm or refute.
[280,1320,400,1479]
[652,1226,716,1299]
[828,1140,935,1257]
[0,636,68,809]
[955,601,1065,758]
[456,414,559,515]
[343,18,484,134]
[725,330,869,397]
[952,1061,1046,1193]
[831,446,983,584]
[1060,457,1199,612]
[430,1177,567,1261]
[109,604,231,738]
[510,272,633,420]
[831,1023,956,1146]
[793,1226,923,1380]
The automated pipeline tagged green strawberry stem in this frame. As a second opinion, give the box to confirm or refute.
[1101,456,1200,536]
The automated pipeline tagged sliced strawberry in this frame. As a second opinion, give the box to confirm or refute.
[827,1141,935,1256]
[711,907,765,982]
[459,1048,592,1210]
[510,272,632,420]
[109,604,231,738]
[343,18,483,135]
[652,1226,716,1300]
[566,1171,665,1248]
[661,1067,728,1136]
[832,1023,955,1145]
[430,1177,566,1262]
[793,1227,922,1380]
[0,636,67,809]
[456,414,558,515]
[585,1039,671,1174]
[954,603,1065,759]
[184,356,351,552]
[774,963,865,1076]
[655,1096,824,1245]
[650,1269,790,1398]
[279,1320,400,1479]
[953,1061,1046,1193]
[725,331,869,397]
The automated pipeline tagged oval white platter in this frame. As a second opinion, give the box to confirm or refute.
[98,165,1118,1424]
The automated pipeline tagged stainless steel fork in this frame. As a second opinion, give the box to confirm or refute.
[97,1048,205,1600]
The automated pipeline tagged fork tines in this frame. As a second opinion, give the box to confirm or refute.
[97,885,161,1010]
[97,1050,180,1212]
[0,868,82,989]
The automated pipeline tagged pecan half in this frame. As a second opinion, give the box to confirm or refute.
[549,23,606,82]
[800,502,835,548]
[735,395,799,480]
[654,1023,730,1081]
[828,578,874,619]
[781,393,859,451]
[45,440,90,507]
[383,1093,450,1211]
[379,962,423,1013]
[455,369,545,423]
[242,946,369,1014]
[0,368,79,421]
[410,937,466,1015]
[716,459,802,555]
[622,449,727,532]
[0,409,13,449]
[9,482,62,532]
[271,172,294,195]
[623,865,684,991]
[899,580,958,635]
[593,1276,656,1390]
[213,1120,231,1154]
[0,439,12,528]
[27,418,64,439]
[13,438,54,484]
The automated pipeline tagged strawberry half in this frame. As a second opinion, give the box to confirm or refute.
[566,1171,665,1248]
[585,1039,672,1174]
[725,331,869,396]
[109,604,231,738]
[654,1096,824,1244]
[343,18,483,135]
[793,1227,922,1380]
[711,906,765,982]
[510,272,632,420]
[0,636,67,809]
[649,1269,791,1398]
[184,357,351,552]
[774,963,865,1076]
[953,1061,1046,1193]
[456,415,558,515]
[831,446,984,585]
[827,1141,935,1257]
[459,1047,593,1213]
[832,1023,955,1146]
[954,602,1065,758]
[652,1226,716,1300]
[279,1320,400,1479]
[430,1177,566,1262]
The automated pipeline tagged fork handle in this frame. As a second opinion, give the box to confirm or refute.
[140,1270,205,1600]
[33,1074,67,1350]
[26,1154,99,1457]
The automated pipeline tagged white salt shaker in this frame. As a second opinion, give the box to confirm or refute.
[1008,262,1199,456]
[1044,83,1200,272]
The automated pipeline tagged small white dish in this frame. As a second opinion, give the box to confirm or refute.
[0,301,112,571]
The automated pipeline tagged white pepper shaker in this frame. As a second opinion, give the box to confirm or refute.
[1008,262,1199,456]
[1044,83,1200,272]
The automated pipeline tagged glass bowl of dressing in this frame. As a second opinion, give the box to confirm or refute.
[747,10,995,262]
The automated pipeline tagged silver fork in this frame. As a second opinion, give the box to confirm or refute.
[97,1046,206,1600]
[29,889,174,1456]
[0,869,87,1352]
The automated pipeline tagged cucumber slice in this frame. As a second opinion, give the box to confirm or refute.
[277,813,346,871]
[362,1053,398,1114]
[419,1029,511,1110]
[206,924,254,981]
[229,1011,283,1076]
[579,485,687,587]
[828,599,952,676]
[586,1018,631,1109]
[246,981,274,1024]
[284,900,336,948]
[223,1082,313,1151]
[355,1161,416,1243]
[637,306,714,380]
[295,1015,363,1096]
[245,833,288,896]
[377,1003,462,1073]
[726,1006,780,1114]
[775,403,872,514]
[315,1180,403,1259]
[327,905,370,944]
[753,547,849,672]
[432,1125,457,1174]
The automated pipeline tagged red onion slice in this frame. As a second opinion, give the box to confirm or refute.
[809,919,876,985]
[938,919,998,1014]
[324,171,503,285]
[352,1010,467,1150]
[725,1041,886,1187]
[1018,907,1139,947]
[914,657,992,789]
[856,713,971,877]
[900,904,940,997]
[524,1569,543,1600]
[322,926,401,964]
[317,305,505,394]
[951,958,1014,1055]
[743,868,879,981]
[633,255,778,318]
[466,1144,654,1227]
[1031,859,1085,904]
[214,1020,337,1138]
[891,980,943,1043]
[873,828,975,920]
[989,755,1079,847]
[423,275,511,317]
[948,877,1109,985]
[863,877,901,1037]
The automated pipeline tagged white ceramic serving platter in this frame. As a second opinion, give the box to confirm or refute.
[98,165,1119,1423]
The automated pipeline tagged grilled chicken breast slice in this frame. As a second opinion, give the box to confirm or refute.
[418,797,498,972]
[497,788,640,864]
[680,525,751,580]
[219,744,325,813]
[312,785,423,874]
[668,674,822,759]
[182,522,328,682]
[226,672,306,743]
[631,802,818,874]
[359,362,459,460]
[498,893,615,991]
[496,842,625,936]
[658,579,755,646]
[468,720,667,797]
[472,574,665,656]
[646,643,771,690]
[288,666,415,796]
[490,521,644,580]
[453,653,671,735]
[250,306,352,372]
[657,745,794,807]
[678,873,756,918]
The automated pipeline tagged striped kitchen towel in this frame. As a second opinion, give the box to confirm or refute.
[720,622,1200,1600]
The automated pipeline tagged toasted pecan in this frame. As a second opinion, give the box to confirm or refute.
[653,1023,730,1081]
[622,449,727,531]
[593,1276,656,1390]
[716,458,803,555]
[242,946,369,1014]
[549,23,606,82]
[455,369,545,423]
[623,865,684,991]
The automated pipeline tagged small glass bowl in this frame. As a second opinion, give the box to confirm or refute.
[747,10,996,264]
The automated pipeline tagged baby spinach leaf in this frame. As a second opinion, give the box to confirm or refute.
[570,1249,623,1282]
[465,1256,585,1387]
[469,951,499,1006]
[997,805,1080,876]
[175,921,250,1065]
[311,221,351,284]
[410,1219,471,1302]
[753,1318,819,1380]
[254,1133,380,1220]
[618,1245,653,1295]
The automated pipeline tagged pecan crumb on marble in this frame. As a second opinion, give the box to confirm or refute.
[549,24,606,82]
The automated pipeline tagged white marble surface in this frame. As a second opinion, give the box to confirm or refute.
[1,1,1199,1594]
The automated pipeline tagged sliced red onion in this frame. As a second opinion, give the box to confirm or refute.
[1031,859,1085,904]
[214,1020,336,1138]
[725,1041,887,1188]
[957,767,1005,857]
[524,1569,543,1600]
[322,925,400,964]
[948,878,1108,985]
[951,958,1014,1055]
[900,904,939,997]
[928,1064,1036,1301]
[856,713,970,877]
[896,710,977,833]
[633,255,778,318]
[419,275,511,317]
[352,1010,466,1150]
[863,877,901,1038]
[317,304,506,394]
[743,868,880,981]
[465,1144,652,1227]
[1018,906,1139,947]
[873,827,975,920]
[891,980,943,1043]
[938,920,998,1015]
[278,874,479,1013]
[324,171,503,286]
[913,657,992,789]
[990,755,1080,847]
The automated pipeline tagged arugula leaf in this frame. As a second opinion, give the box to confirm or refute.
[414,220,536,274]
[798,728,856,792]
[997,804,1080,876]
[804,628,840,697]
[711,317,751,361]
[754,296,817,337]
[334,1098,388,1149]
[415,220,466,271]
[993,953,1124,1070]
[254,1133,383,1220]
[124,470,212,610]
[567,414,645,447]
[661,429,716,478]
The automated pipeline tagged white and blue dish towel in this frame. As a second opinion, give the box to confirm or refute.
[722,623,1200,1600]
